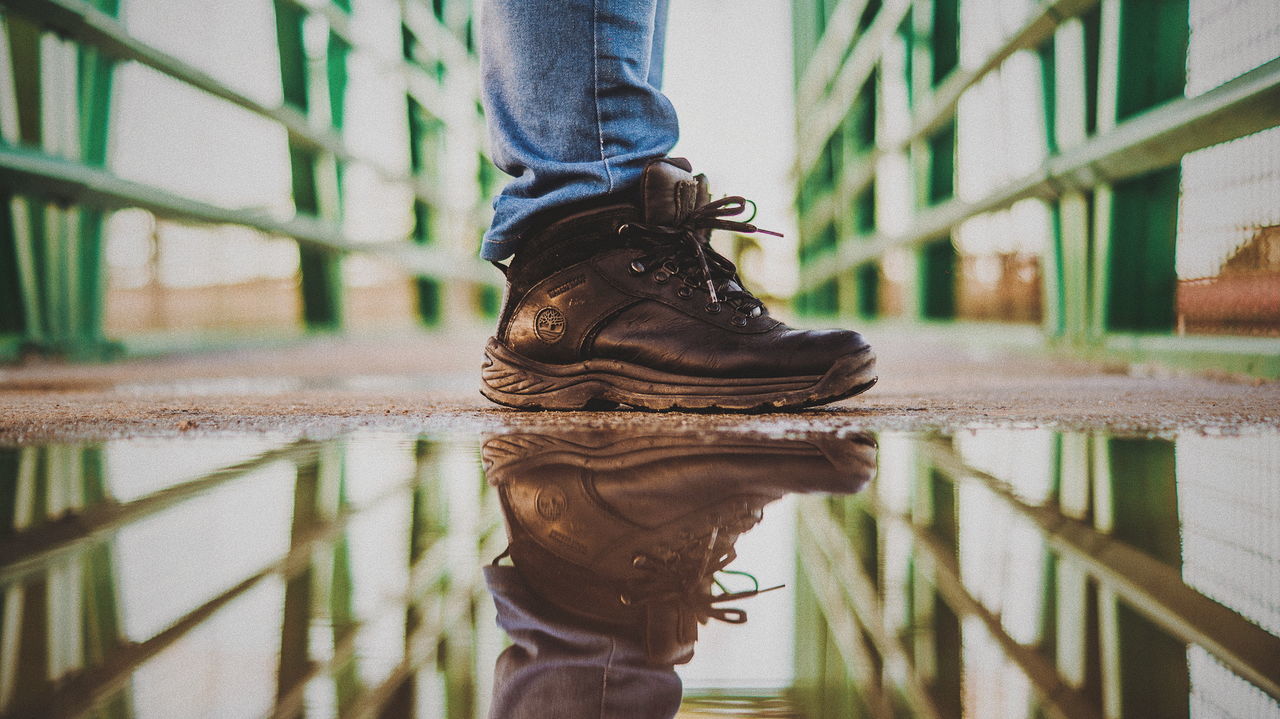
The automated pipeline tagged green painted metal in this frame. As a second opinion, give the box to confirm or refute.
[0,0,498,362]
[920,239,956,320]
[1104,169,1178,332]
[274,0,344,331]
[793,0,1280,376]
[855,262,879,317]
[929,0,958,86]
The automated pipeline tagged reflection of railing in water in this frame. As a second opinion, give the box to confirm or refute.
[793,433,1280,719]
[0,437,502,719]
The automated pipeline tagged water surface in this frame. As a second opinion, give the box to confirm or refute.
[1,427,1277,718]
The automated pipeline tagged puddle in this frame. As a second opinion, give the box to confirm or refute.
[0,428,1277,718]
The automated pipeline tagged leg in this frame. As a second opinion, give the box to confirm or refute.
[479,0,678,262]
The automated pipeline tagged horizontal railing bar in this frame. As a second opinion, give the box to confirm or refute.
[879,502,1103,719]
[798,504,944,719]
[0,441,315,585]
[0,146,497,283]
[795,0,874,110]
[798,58,1280,289]
[793,532,894,719]
[921,440,1280,700]
[796,0,909,173]
[1,0,457,210]
[796,0,1097,175]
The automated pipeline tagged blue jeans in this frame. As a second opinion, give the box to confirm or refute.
[479,0,677,261]
[485,565,682,719]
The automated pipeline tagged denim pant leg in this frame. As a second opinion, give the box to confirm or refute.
[479,0,678,261]
[485,566,682,719]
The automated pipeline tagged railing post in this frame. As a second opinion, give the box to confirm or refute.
[274,0,345,332]
[1095,0,1188,336]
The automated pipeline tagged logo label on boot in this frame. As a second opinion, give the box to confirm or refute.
[536,486,567,520]
[534,307,566,343]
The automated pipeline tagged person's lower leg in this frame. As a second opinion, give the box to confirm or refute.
[479,0,677,262]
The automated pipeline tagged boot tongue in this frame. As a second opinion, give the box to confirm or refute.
[642,157,709,226]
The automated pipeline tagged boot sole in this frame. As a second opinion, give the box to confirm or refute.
[479,338,877,412]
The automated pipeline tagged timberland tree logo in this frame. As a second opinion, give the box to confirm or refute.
[534,307,566,343]
[536,486,566,520]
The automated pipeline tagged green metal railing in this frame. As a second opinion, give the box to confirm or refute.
[0,0,499,360]
[791,432,1280,718]
[790,0,1280,376]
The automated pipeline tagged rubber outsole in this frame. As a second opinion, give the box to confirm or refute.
[479,338,877,412]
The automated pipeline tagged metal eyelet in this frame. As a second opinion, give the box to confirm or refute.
[619,594,632,606]
[616,223,632,236]
[653,270,670,283]
[677,286,694,298]
[731,315,749,327]
[704,302,722,314]
[629,259,647,275]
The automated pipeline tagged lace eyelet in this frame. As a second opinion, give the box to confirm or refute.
[617,223,632,236]
[653,270,670,283]
[731,315,749,327]
[704,302,722,314]
[619,594,632,606]
[629,259,647,275]
[677,286,693,299]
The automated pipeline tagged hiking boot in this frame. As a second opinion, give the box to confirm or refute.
[480,157,876,411]
[482,428,875,665]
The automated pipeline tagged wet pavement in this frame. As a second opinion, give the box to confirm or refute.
[2,331,1278,443]
[1,425,1277,718]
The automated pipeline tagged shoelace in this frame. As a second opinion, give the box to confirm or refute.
[625,526,784,625]
[619,196,783,314]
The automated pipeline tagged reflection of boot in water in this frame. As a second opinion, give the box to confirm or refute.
[483,430,875,666]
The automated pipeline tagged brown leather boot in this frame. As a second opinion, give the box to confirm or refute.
[481,157,876,411]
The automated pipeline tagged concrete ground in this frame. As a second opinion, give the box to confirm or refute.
[1,326,1277,443]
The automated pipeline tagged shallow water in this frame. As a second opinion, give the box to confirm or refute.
[0,427,1277,718]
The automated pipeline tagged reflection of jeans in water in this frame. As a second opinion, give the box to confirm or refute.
[479,0,677,261]
[485,566,682,719]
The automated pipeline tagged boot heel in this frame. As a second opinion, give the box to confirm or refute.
[480,341,606,410]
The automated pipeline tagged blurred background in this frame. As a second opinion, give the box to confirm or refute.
[0,0,1278,374]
